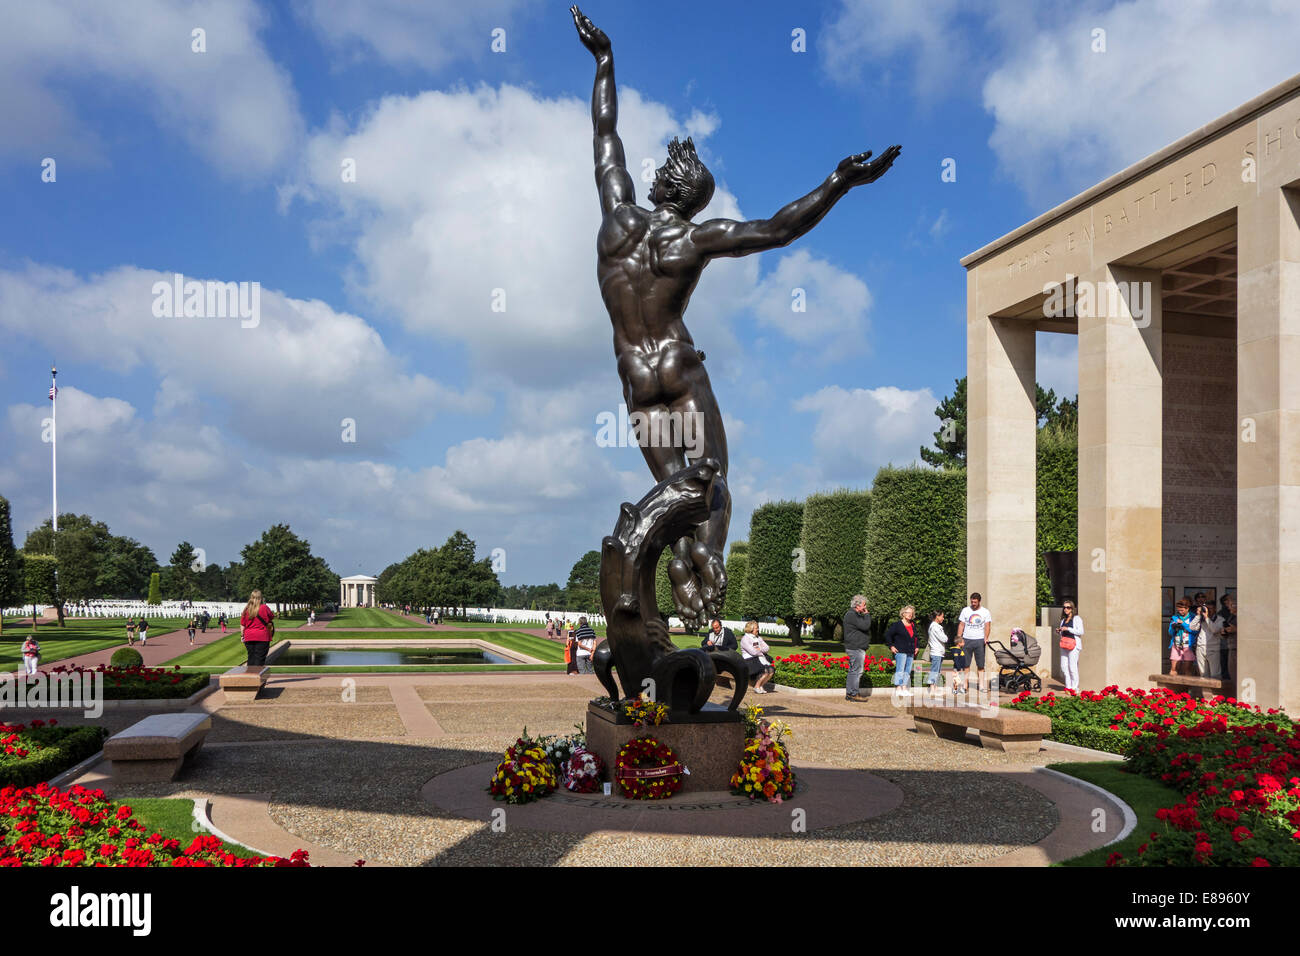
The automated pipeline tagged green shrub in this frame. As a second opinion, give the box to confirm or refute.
[146,571,161,605]
[110,647,144,668]
[862,467,966,629]
[743,500,805,637]
[721,541,748,621]
[0,725,109,788]
[1042,720,1136,756]
[794,489,870,637]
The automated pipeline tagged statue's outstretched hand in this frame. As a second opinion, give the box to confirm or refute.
[837,144,902,187]
[571,6,611,57]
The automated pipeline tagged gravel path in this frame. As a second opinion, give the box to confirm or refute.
[58,671,1102,866]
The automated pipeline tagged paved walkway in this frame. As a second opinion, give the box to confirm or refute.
[47,669,1122,867]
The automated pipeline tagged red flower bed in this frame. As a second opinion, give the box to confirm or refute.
[772,653,895,689]
[1110,716,1300,867]
[773,653,893,674]
[1,783,310,867]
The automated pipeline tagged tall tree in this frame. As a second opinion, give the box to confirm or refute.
[147,571,162,605]
[432,531,499,616]
[23,552,59,628]
[96,536,159,599]
[240,524,337,608]
[919,377,967,468]
[165,541,200,601]
[565,550,601,612]
[0,497,23,633]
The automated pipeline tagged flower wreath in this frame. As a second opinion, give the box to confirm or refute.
[487,734,558,804]
[615,736,685,800]
[563,745,605,793]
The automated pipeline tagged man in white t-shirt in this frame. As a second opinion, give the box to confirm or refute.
[957,592,992,695]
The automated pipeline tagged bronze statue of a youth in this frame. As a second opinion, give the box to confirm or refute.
[573,6,900,628]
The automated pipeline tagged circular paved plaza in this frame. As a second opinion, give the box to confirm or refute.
[53,660,1125,866]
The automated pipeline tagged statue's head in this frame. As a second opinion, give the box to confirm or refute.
[649,136,714,218]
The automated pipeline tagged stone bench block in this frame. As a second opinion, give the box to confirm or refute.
[104,713,212,782]
[220,665,268,703]
[909,703,1050,751]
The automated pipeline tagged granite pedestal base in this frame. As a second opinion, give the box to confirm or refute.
[586,702,747,794]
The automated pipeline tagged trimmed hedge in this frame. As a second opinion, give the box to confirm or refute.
[721,541,748,621]
[793,489,870,635]
[1041,720,1136,756]
[101,671,211,700]
[110,647,144,668]
[1037,423,1078,612]
[743,501,805,635]
[862,467,966,629]
[0,725,109,788]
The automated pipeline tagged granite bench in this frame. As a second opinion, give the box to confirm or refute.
[908,702,1051,752]
[103,713,212,782]
[1148,673,1232,698]
[219,665,268,703]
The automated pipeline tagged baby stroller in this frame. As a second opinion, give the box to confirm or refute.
[989,628,1042,693]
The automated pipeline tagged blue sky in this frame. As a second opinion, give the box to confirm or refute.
[1,0,1295,587]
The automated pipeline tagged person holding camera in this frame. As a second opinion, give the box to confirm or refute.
[1168,599,1197,676]
[1195,599,1224,679]
[1057,600,1084,691]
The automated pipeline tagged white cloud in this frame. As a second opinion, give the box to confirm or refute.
[748,250,872,361]
[0,0,303,178]
[293,0,537,71]
[793,385,937,484]
[292,82,874,382]
[0,386,644,585]
[821,0,974,100]
[982,0,1300,206]
[0,263,484,456]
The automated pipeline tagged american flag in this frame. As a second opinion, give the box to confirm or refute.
[49,386,57,400]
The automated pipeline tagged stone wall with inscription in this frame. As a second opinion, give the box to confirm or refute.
[1162,331,1237,586]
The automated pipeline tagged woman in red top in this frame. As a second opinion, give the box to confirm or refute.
[240,589,275,666]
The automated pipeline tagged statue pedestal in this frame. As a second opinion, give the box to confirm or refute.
[586,702,747,795]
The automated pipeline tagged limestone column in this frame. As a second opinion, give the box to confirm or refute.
[339,580,345,606]
[1076,265,1163,693]
[1236,187,1300,714]
[967,293,1038,641]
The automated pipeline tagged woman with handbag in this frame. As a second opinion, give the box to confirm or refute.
[239,589,276,667]
[1057,599,1084,691]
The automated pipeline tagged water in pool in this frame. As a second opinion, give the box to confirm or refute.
[274,646,512,666]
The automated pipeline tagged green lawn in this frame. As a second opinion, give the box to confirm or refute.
[1047,761,1184,867]
[124,798,263,859]
[327,608,426,628]
[0,615,192,670]
[166,633,249,667]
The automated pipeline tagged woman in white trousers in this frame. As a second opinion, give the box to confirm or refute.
[1058,600,1084,691]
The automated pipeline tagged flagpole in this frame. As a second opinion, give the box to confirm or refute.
[50,365,57,534]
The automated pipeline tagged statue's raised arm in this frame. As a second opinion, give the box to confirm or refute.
[690,145,902,258]
[571,6,634,213]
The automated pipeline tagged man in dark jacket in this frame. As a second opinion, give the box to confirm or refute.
[701,618,737,652]
[842,595,872,702]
